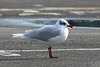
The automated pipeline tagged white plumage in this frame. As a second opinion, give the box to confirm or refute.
[12,19,73,58]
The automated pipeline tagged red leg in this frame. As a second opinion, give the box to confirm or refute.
[48,46,58,58]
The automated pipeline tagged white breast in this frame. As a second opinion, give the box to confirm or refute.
[49,28,69,43]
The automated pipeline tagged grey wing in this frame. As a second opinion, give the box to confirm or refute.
[24,26,60,41]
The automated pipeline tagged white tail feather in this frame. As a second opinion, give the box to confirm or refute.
[25,30,32,33]
[12,34,25,38]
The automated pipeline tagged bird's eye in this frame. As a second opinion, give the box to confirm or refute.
[63,23,66,25]
[60,21,66,25]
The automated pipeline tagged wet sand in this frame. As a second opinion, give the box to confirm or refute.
[0,0,100,67]
[0,0,100,8]
[0,27,100,49]
[0,27,100,67]
[0,0,100,18]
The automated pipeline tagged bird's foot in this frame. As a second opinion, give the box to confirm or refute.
[50,56,58,58]
[48,46,58,58]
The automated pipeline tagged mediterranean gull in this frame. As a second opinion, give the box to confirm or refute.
[12,19,73,58]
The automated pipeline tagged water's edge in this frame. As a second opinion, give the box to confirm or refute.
[0,18,100,28]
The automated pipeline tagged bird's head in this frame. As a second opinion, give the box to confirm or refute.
[56,19,73,29]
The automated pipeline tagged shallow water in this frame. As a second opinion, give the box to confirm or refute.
[0,18,100,28]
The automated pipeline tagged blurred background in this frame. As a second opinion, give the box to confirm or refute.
[0,0,100,27]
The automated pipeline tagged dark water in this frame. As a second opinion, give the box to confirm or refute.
[0,18,100,28]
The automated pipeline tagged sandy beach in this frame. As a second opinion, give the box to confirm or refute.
[0,0,100,66]
[0,27,100,67]
[0,0,100,18]
[0,27,100,49]
[0,0,100,8]
[0,0,100,67]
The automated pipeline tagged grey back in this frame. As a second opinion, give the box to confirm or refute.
[24,26,61,41]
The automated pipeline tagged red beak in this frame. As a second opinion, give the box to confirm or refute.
[67,25,73,28]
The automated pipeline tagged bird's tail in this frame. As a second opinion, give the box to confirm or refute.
[12,34,25,38]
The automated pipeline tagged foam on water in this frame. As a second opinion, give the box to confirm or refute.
[0,18,46,27]
[0,18,60,27]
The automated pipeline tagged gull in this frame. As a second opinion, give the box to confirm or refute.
[12,19,73,58]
